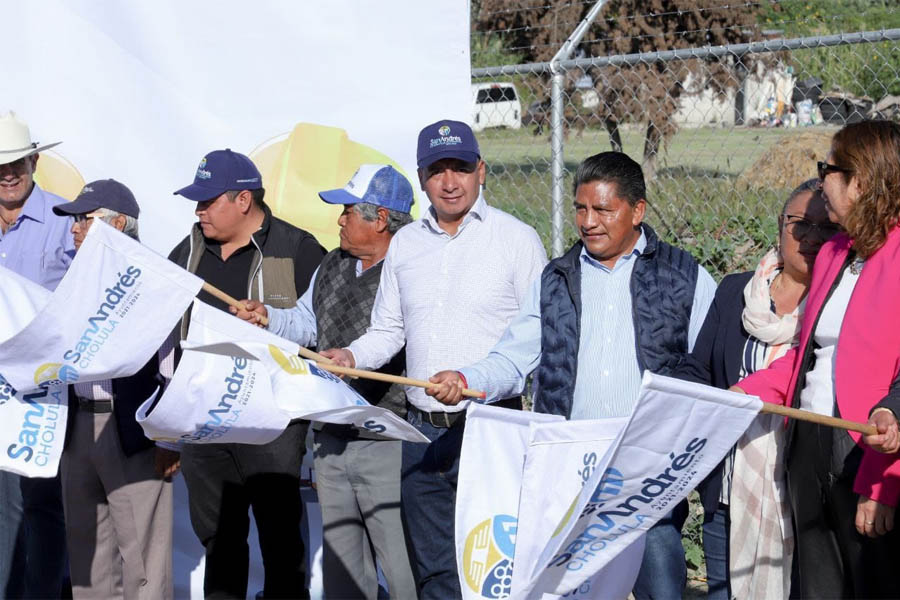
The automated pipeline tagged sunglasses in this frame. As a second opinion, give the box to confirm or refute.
[782,214,841,240]
[74,211,105,225]
[817,161,852,180]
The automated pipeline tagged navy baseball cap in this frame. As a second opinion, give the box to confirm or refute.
[174,149,262,202]
[319,165,414,214]
[53,179,140,218]
[416,120,480,169]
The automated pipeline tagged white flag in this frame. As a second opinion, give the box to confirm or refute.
[138,300,429,444]
[511,418,645,600]
[0,220,202,392]
[521,373,762,598]
[0,266,68,477]
[456,403,563,600]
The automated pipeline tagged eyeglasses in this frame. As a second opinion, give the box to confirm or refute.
[817,161,852,180]
[74,211,105,225]
[782,214,841,240]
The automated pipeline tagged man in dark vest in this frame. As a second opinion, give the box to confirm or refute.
[428,151,717,600]
[53,179,180,599]
[169,148,325,600]
[234,164,416,599]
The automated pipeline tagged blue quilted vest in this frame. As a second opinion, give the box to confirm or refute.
[533,224,698,418]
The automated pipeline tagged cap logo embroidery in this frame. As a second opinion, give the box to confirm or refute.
[430,134,462,149]
[81,186,94,193]
[196,157,212,180]
[438,125,451,136]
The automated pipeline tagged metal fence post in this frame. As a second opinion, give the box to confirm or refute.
[550,67,566,258]
[548,0,609,257]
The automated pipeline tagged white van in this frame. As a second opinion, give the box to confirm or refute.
[471,82,522,131]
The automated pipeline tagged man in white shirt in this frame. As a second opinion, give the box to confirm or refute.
[322,120,547,599]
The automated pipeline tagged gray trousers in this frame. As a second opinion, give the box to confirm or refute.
[313,428,416,599]
[61,410,173,600]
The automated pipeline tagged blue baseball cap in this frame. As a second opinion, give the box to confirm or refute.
[173,149,262,202]
[416,119,480,169]
[53,179,140,218]
[319,165,414,214]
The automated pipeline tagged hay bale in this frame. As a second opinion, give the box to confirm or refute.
[736,131,833,191]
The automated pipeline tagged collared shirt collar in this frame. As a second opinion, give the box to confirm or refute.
[356,257,384,276]
[20,184,49,225]
[421,191,487,236]
[580,228,647,272]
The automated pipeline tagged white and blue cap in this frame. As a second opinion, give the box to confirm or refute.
[318,165,414,214]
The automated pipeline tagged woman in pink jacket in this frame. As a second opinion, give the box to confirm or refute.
[732,119,900,598]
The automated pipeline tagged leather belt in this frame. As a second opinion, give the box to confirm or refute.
[411,406,465,429]
[76,396,113,414]
[412,396,522,429]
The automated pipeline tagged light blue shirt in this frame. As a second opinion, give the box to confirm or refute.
[0,184,75,290]
[267,259,369,346]
[460,230,717,419]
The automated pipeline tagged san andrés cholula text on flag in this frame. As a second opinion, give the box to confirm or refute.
[0,265,68,477]
[0,220,202,392]
[138,300,429,445]
[516,373,761,598]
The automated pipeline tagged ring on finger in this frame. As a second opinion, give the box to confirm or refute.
[866,520,875,525]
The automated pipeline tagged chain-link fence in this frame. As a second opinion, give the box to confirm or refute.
[472,6,900,280]
[471,1,900,593]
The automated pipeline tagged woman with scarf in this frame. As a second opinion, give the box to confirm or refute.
[733,120,900,598]
[683,179,837,599]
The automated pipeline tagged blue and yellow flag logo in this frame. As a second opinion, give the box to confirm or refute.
[462,514,516,598]
[34,363,78,386]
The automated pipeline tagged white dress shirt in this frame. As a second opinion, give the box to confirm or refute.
[799,261,862,416]
[347,193,547,413]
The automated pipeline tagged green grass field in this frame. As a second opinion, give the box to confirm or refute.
[476,124,838,279]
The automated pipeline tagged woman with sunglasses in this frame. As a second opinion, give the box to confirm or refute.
[732,120,900,598]
[679,179,837,599]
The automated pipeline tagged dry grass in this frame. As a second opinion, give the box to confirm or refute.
[735,131,834,191]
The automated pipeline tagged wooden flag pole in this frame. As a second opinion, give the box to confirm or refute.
[200,282,485,399]
[760,402,876,435]
[200,282,333,364]
[313,362,487,400]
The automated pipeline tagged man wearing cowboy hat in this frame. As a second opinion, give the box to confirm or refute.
[0,111,75,598]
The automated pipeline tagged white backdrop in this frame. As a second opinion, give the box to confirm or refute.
[1,0,471,253]
[2,2,471,599]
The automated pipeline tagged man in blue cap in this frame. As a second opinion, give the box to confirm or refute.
[233,164,417,599]
[53,179,180,599]
[168,149,325,600]
[321,122,548,598]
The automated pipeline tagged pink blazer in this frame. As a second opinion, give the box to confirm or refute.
[739,227,900,506]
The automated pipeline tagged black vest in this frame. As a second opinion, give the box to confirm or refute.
[66,355,162,457]
[533,225,698,418]
[312,249,406,422]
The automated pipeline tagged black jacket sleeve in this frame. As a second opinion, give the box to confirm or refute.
[293,235,326,296]
[873,372,900,418]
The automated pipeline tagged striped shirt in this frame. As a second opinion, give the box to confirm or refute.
[461,231,716,418]
[347,194,547,413]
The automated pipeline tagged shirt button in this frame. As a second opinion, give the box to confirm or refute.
[607,304,614,311]
[437,301,443,308]
[606,337,612,343]
[602,370,609,376]
[0,252,5,258]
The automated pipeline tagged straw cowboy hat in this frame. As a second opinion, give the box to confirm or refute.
[0,112,61,166]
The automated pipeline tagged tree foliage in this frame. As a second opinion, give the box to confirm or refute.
[474,0,767,177]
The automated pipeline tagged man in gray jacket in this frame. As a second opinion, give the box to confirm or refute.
[234,164,416,599]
